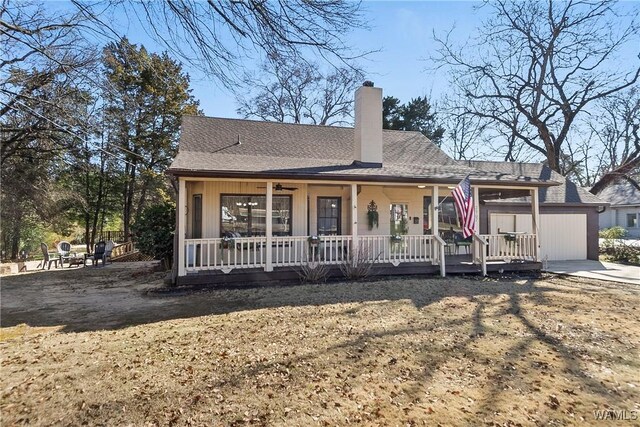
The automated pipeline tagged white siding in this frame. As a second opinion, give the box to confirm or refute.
[601,206,640,238]
[186,181,307,238]
[185,180,435,238]
[356,185,428,236]
[308,185,351,235]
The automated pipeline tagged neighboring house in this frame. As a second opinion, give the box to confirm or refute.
[595,179,640,238]
[168,83,602,285]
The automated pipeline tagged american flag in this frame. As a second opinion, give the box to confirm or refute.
[452,176,476,238]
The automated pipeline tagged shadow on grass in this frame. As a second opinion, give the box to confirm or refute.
[0,264,556,334]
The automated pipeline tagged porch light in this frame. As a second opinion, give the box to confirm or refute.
[417,185,426,188]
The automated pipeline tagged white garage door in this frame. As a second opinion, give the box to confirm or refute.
[490,213,587,261]
[540,214,587,261]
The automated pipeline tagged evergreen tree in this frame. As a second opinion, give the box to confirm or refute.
[382,96,445,145]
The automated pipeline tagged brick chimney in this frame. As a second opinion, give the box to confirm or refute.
[354,81,383,167]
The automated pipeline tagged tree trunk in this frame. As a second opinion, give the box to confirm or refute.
[134,173,151,223]
[10,214,21,259]
[123,162,137,241]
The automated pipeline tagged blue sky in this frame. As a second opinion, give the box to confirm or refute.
[109,1,491,118]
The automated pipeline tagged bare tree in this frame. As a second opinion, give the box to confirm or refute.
[590,86,640,193]
[95,0,367,87]
[439,93,490,159]
[0,0,97,164]
[236,57,363,125]
[434,0,640,173]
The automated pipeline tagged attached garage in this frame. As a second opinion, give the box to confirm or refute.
[467,160,607,262]
[489,213,588,261]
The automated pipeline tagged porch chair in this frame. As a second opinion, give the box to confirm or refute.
[39,243,60,270]
[440,228,456,255]
[453,232,472,254]
[86,241,107,266]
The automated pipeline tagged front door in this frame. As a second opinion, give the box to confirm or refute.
[390,203,409,235]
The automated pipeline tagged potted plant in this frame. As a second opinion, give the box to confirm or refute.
[367,200,379,230]
[390,234,403,243]
[308,235,320,246]
[220,235,235,249]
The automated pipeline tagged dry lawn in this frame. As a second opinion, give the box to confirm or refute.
[1,266,639,426]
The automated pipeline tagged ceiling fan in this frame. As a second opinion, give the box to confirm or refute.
[257,183,298,191]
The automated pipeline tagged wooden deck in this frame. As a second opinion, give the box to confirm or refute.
[176,257,541,287]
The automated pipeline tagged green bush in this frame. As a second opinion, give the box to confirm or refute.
[599,226,627,240]
[132,202,175,270]
[599,226,639,265]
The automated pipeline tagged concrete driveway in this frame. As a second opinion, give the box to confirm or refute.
[546,260,640,285]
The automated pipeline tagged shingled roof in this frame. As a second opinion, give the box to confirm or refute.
[461,160,606,205]
[168,116,559,186]
[594,179,640,206]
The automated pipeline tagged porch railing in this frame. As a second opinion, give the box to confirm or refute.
[272,235,353,266]
[185,237,267,272]
[359,235,434,265]
[184,233,538,274]
[481,233,537,261]
[184,234,435,273]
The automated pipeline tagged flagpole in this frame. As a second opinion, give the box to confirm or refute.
[434,195,449,210]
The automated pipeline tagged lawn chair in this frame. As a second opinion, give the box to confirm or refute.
[86,241,107,266]
[57,240,84,268]
[104,240,115,264]
[39,243,60,270]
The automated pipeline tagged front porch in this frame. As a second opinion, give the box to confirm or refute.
[176,178,542,284]
[178,234,540,285]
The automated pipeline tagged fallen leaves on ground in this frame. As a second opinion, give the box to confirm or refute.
[1,273,639,426]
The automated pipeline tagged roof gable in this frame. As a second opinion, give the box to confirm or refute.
[595,179,640,205]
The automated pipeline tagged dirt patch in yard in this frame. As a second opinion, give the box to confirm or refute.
[1,265,639,426]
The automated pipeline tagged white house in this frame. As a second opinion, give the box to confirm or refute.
[595,179,640,238]
[168,83,604,285]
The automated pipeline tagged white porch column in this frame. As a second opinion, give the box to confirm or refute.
[472,185,480,265]
[265,181,273,272]
[473,186,480,233]
[431,186,439,236]
[431,185,439,265]
[351,183,358,259]
[177,177,186,277]
[531,188,540,262]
